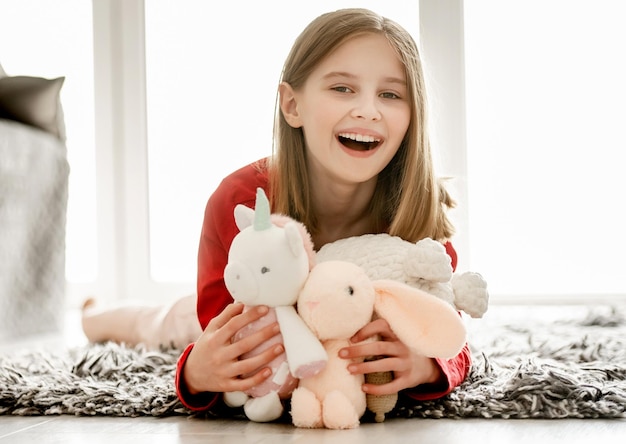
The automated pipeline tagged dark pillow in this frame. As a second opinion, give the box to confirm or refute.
[0,75,65,140]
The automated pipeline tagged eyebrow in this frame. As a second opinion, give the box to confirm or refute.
[322,71,407,86]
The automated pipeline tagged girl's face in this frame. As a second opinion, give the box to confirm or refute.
[281,33,411,187]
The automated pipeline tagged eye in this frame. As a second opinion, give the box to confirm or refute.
[332,86,353,94]
[380,91,400,100]
[347,286,354,296]
[261,266,270,274]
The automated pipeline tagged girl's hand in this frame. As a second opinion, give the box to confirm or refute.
[182,303,285,395]
[338,318,444,396]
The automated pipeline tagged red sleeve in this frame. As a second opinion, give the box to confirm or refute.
[175,159,270,410]
[196,159,270,329]
[404,343,471,401]
[444,240,458,272]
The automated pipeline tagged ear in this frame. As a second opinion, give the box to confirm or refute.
[233,204,254,231]
[279,82,303,128]
[373,279,466,359]
[284,221,305,259]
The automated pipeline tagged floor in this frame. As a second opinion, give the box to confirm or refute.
[1,415,625,444]
[1,307,625,443]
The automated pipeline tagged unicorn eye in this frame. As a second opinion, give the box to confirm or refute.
[261,266,270,274]
[347,286,354,296]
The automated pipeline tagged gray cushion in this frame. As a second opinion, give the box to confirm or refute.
[0,75,66,140]
[0,119,69,340]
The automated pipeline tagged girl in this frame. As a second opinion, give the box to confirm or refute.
[176,8,470,412]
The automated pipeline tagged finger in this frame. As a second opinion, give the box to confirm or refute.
[226,321,282,361]
[351,319,397,343]
[339,340,403,361]
[232,341,285,378]
[348,356,402,376]
[225,305,273,337]
[362,377,405,396]
[207,302,245,332]
[210,305,271,343]
[223,367,274,394]
[350,320,383,343]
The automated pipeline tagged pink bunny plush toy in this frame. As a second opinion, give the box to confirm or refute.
[315,233,488,422]
[222,188,327,422]
[291,260,467,429]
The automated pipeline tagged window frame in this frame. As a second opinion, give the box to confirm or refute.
[68,0,193,305]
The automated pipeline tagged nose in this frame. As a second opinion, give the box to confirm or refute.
[351,95,382,121]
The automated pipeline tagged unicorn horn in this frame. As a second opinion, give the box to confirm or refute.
[253,188,271,231]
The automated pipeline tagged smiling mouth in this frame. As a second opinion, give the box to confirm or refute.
[338,132,382,151]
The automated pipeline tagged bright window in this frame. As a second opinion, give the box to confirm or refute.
[464,0,626,297]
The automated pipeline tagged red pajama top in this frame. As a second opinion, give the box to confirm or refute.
[175,158,471,411]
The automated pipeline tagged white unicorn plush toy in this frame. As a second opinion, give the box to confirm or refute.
[222,188,327,422]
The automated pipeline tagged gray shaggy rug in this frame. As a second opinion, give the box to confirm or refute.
[1,305,625,419]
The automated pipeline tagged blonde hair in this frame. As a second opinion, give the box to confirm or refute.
[269,8,455,243]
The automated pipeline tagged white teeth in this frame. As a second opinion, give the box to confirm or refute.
[338,132,380,143]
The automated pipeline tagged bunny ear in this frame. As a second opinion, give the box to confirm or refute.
[373,279,466,359]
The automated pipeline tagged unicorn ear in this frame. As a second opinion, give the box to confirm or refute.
[234,188,271,231]
[373,279,466,359]
[234,204,255,231]
[284,222,305,258]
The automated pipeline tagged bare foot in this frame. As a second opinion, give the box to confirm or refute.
[82,297,97,313]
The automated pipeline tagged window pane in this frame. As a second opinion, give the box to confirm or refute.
[145,1,420,282]
[464,0,626,296]
[0,0,96,282]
